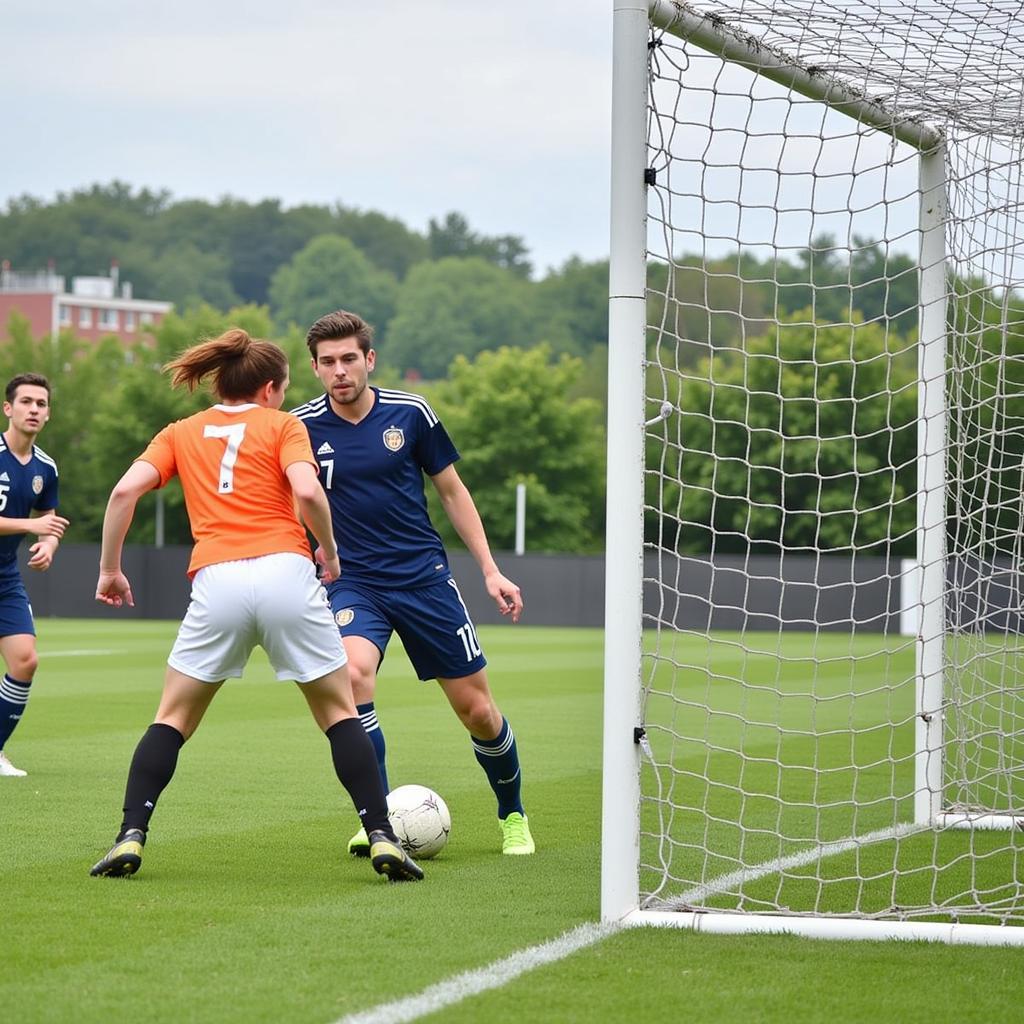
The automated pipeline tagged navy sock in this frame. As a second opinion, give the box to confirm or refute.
[471,717,524,819]
[326,718,390,835]
[119,723,185,839]
[357,701,389,792]
[0,674,32,750]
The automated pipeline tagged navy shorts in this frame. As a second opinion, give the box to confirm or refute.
[327,577,487,681]
[0,579,35,638]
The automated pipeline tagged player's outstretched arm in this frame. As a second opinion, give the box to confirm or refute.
[430,464,524,623]
[96,461,161,608]
[0,509,69,538]
[286,461,341,583]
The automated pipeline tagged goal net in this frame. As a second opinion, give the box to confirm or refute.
[603,0,1024,944]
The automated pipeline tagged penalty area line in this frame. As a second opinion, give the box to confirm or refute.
[333,921,618,1024]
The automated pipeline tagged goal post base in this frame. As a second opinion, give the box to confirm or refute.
[936,813,1024,831]
[620,909,1024,947]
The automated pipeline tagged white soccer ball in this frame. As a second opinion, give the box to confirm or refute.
[386,784,451,859]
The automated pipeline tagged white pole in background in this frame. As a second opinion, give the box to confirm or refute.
[515,482,526,556]
[155,490,165,549]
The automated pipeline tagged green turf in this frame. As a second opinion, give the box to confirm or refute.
[3,621,1023,1024]
[640,631,1024,923]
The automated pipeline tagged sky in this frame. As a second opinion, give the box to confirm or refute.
[0,0,613,277]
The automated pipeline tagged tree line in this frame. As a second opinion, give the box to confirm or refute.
[3,183,1018,556]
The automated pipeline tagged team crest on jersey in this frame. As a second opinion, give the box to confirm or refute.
[382,426,405,452]
[335,608,355,627]
[31,475,43,495]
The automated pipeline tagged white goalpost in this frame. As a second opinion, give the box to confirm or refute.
[604,0,1024,944]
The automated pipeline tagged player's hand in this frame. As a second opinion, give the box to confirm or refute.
[95,570,135,608]
[26,538,57,571]
[484,570,523,624]
[314,545,341,585]
[30,512,69,539]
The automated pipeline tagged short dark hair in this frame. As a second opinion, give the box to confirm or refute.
[306,310,374,358]
[5,373,50,404]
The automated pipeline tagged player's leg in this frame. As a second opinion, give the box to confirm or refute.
[437,670,534,855]
[326,587,393,855]
[296,669,421,881]
[90,667,223,877]
[329,590,392,791]
[347,637,388,790]
[396,578,534,855]
[91,560,249,878]
[0,632,37,777]
[256,553,421,881]
[0,582,41,777]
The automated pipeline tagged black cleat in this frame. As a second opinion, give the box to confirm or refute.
[90,828,145,878]
[369,830,424,882]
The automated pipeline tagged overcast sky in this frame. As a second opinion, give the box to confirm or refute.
[0,1,613,276]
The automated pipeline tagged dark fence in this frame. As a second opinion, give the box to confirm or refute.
[22,545,1020,633]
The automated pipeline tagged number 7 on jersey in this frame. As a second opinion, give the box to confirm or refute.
[203,423,247,493]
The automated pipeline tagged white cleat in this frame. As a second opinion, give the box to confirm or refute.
[0,751,27,777]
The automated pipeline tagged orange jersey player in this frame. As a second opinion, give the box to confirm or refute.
[88,328,422,883]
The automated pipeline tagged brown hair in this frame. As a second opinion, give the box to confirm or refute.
[306,310,374,358]
[165,329,288,400]
[5,372,50,404]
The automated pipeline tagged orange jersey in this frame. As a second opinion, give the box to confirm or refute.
[138,403,317,576]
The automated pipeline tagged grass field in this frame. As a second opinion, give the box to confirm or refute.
[4,620,1024,1024]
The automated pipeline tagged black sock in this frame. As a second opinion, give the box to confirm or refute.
[119,723,185,839]
[326,718,391,835]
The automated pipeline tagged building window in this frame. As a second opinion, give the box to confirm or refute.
[139,311,154,325]
[123,310,136,332]
[79,308,93,328]
[58,305,71,326]
[99,308,119,330]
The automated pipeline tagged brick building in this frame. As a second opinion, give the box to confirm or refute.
[0,264,172,345]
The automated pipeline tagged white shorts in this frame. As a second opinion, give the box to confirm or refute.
[167,552,348,684]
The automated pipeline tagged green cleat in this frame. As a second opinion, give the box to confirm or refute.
[348,826,371,858]
[90,828,145,878]
[369,830,424,882]
[501,812,535,855]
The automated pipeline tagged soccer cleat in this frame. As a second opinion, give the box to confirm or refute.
[368,829,424,882]
[501,812,535,855]
[90,828,146,878]
[0,751,27,777]
[348,826,371,858]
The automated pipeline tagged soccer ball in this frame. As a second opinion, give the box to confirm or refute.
[386,784,451,859]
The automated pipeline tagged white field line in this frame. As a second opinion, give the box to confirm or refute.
[333,922,618,1024]
[40,649,119,657]
[662,822,925,909]
[335,824,923,1024]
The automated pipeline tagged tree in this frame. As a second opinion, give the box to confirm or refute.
[385,258,536,378]
[429,345,605,552]
[535,257,610,356]
[427,212,532,278]
[650,313,918,554]
[269,235,397,336]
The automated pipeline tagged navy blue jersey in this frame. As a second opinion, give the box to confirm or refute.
[291,388,459,589]
[0,437,59,584]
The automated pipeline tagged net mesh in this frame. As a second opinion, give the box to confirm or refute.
[640,0,1024,924]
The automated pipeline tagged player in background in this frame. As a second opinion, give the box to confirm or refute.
[0,373,67,778]
[89,329,422,882]
[292,310,533,858]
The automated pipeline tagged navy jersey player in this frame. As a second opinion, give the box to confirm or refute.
[0,374,67,778]
[292,309,533,857]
